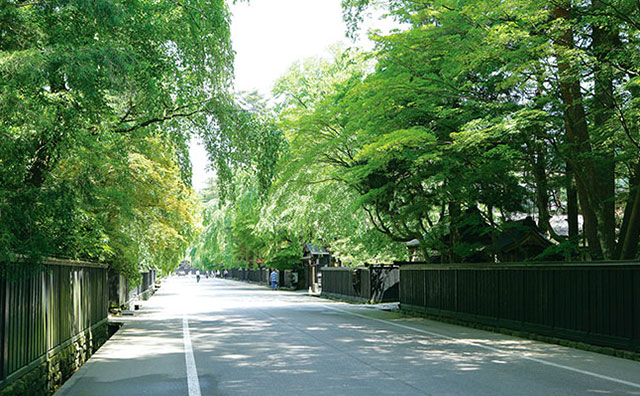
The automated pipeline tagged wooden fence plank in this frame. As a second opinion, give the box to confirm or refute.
[0,259,110,380]
[400,263,640,353]
[0,275,5,380]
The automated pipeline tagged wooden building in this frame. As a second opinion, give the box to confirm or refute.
[301,243,331,292]
[494,216,556,262]
[406,215,557,263]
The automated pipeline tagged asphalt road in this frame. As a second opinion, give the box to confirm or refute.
[57,277,640,396]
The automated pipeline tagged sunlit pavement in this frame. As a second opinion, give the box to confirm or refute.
[57,277,640,396]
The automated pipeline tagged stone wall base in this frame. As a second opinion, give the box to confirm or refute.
[0,321,109,396]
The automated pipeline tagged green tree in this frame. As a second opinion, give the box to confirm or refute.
[1,0,234,277]
[264,47,407,264]
[343,0,640,260]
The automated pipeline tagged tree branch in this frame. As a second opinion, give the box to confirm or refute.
[174,1,201,31]
[16,1,39,7]
[112,100,208,133]
[113,108,202,133]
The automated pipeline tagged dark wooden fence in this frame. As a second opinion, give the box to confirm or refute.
[280,270,296,289]
[228,268,298,288]
[322,265,399,303]
[109,269,158,308]
[0,258,109,383]
[321,267,362,300]
[128,270,157,302]
[400,262,640,352]
[229,268,268,284]
[228,268,244,280]
[247,269,268,283]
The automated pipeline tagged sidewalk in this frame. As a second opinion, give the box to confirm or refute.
[56,281,190,396]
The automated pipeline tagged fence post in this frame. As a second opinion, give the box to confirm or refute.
[1,275,6,381]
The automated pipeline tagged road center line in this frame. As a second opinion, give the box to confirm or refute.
[324,305,640,390]
[183,314,202,396]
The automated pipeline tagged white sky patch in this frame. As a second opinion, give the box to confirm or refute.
[190,0,400,191]
[230,0,349,97]
[189,136,213,193]
[192,0,350,191]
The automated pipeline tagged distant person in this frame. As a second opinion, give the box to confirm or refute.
[270,270,278,290]
[196,270,201,283]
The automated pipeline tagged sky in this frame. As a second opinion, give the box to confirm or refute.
[190,0,378,191]
[231,0,349,96]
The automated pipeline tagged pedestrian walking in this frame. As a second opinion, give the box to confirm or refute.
[270,270,278,290]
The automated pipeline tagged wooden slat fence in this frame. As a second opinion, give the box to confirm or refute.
[109,270,158,308]
[247,269,268,283]
[230,268,270,284]
[400,262,640,352]
[0,258,108,383]
[321,267,366,301]
[322,266,399,303]
[229,268,247,280]
[128,270,155,302]
[280,270,294,288]
[229,268,298,288]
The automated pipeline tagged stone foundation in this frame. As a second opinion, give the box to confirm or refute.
[0,321,109,396]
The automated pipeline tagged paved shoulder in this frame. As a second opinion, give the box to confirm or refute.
[56,280,192,396]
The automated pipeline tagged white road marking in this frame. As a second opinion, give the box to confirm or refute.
[183,315,202,396]
[325,305,640,390]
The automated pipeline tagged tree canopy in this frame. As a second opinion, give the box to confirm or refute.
[6,0,640,280]
[336,0,640,261]
[1,0,236,278]
[194,0,640,267]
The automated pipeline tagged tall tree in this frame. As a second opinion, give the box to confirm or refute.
[342,0,640,260]
[1,0,235,276]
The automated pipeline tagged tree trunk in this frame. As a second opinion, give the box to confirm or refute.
[552,5,603,259]
[25,139,54,187]
[487,204,497,262]
[448,201,461,264]
[618,163,640,259]
[25,67,67,188]
[531,146,556,238]
[592,0,619,259]
[566,164,579,241]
